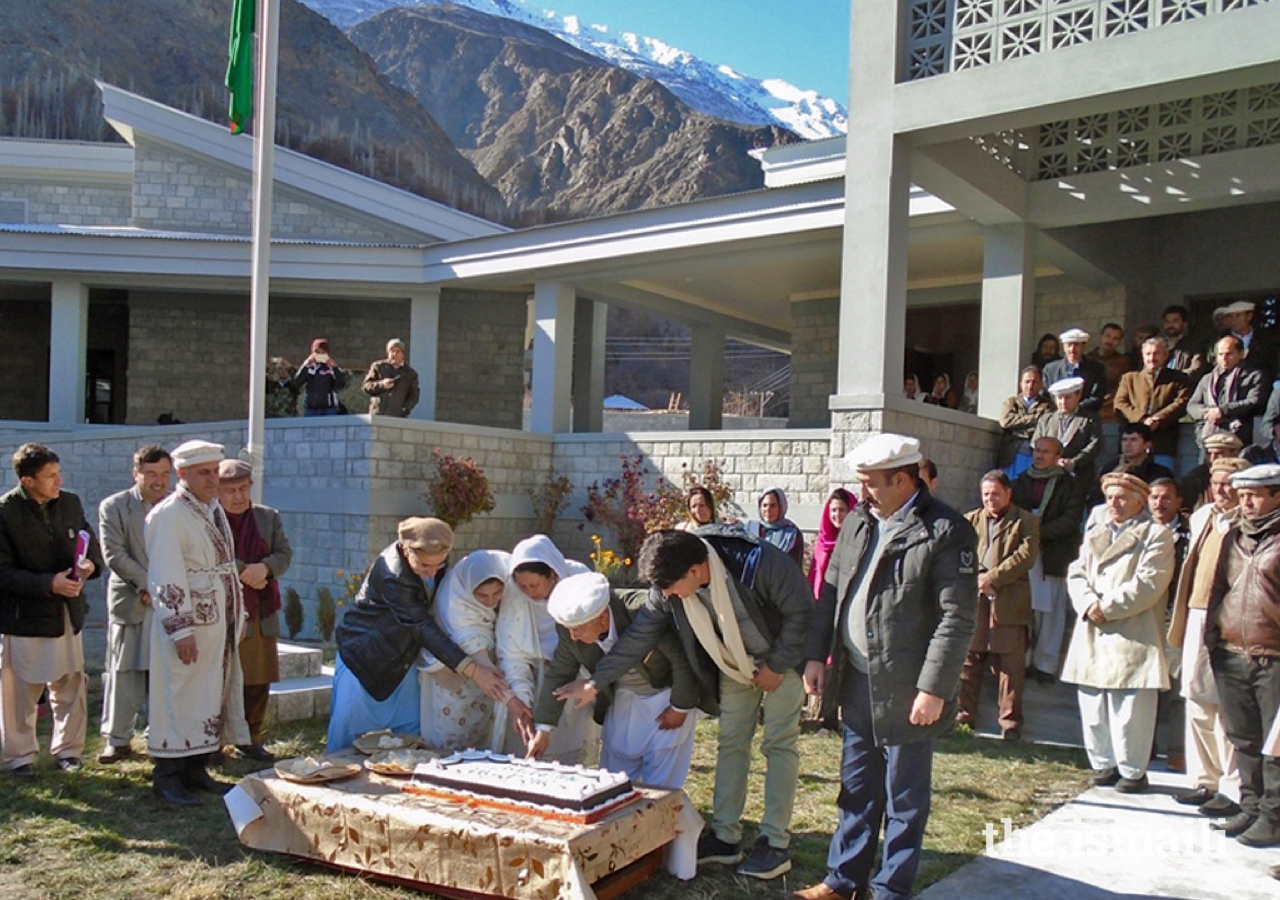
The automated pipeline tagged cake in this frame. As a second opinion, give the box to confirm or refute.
[403,750,638,821]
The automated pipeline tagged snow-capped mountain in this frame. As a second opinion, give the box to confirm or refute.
[299,0,848,139]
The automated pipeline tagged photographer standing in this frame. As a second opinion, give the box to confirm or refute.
[293,338,348,417]
[362,338,419,418]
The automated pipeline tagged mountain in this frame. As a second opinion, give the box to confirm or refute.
[350,5,797,221]
[0,0,507,222]
[300,0,848,139]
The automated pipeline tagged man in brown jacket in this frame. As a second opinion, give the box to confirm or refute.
[1206,463,1280,847]
[959,470,1040,741]
[1114,336,1193,471]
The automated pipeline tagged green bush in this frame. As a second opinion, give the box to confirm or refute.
[316,588,337,644]
[283,587,304,640]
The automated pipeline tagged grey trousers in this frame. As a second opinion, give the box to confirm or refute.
[100,669,147,747]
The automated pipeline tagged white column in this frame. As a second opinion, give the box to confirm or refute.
[572,297,606,433]
[530,281,575,433]
[48,280,89,427]
[688,323,725,430]
[409,287,440,421]
[978,224,1036,420]
[835,0,911,403]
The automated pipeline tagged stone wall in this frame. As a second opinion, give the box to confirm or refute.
[0,179,131,226]
[789,297,839,427]
[0,293,49,422]
[1032,285,1139,351]
[130,138,425,243]
[436,290,528,431]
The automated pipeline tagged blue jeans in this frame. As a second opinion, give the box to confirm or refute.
[825,667,935,900]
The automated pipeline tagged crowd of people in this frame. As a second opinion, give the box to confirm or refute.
[265,336,421,418]
[2,302,1279,897]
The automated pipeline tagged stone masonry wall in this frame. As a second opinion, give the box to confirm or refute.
[789,297,838,427]
[1033,285,1136,352]
[130,138,425,242]
[436,290,528,431]
[0,179,131,226]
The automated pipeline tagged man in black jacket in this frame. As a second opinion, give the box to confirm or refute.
[1043,327,1107,415]
[793,433,976,900]
[0,443,103,778]
[557,524,812,881]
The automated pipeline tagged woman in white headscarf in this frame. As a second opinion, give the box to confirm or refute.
[494,535,597,762]
[419,550,510,752]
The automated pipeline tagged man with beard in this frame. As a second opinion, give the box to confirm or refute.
[1161,305,1207,382]
[1114,335,1193,472]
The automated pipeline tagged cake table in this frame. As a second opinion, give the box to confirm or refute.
[224,752,701,900]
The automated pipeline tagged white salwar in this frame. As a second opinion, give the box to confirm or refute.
[145,485,249,758]
[495,535,598,763]
[419,550,510,752]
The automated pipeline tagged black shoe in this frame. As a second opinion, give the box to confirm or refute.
[1237,819,1280,848]
[55,757,83,773]
[1210,812,1257,836]
[153,781,202,807]
[1114,774,1149,794]
[1002,728,1022,742]
[1090,767,1121,786]
[233,743,276,762]
[1199,795,1243,818]
[696,831,744,865]
[1175,786,1217,806]
[10,763,35,780]
[98,744,133,764]
[183,766,233,795]
[735,836,792,880]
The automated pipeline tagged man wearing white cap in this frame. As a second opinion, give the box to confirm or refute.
[528,572,707,790]
[1206,463,1280,846]
[1188,335,1268,451]
[793,433,977,900]
[1221,300,1277,375]
[144,440,251,805]
[1032,377,1103,485]
[1043,327,1106,415]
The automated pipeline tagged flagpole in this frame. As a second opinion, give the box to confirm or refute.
[246,0,280,505]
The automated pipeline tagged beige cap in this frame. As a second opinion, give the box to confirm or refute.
[218,458,253,481]
[171,440,224,469]
[1203,433,1244,453]
[397,517,454,555]
[1101,471,1150,498]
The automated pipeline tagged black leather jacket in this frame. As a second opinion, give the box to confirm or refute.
[336,543,467,701]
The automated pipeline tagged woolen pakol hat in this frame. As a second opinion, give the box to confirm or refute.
[1230,464,1280,489]
[548,572,611,628]
[846,433,924,471]
[171,440,224,469]
[1059,327,1090,343]
[1222,301,1256,315]
[1047,377,1085,396]
[397,517,454,555]
[1203,433,1244,453]
[1100,471,1150,498]
[218,458,253,481]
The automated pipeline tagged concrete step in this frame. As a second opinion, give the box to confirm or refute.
[267,674,332,724]
[276,642,323,680]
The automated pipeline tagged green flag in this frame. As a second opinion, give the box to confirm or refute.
[226,0,256,134]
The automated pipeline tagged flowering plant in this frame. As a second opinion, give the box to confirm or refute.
[423,449,495,529]
[588,533,633,586]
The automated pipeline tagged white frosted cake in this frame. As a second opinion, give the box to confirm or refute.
[406,750,636,815]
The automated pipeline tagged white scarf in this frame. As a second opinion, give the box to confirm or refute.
[679,539,756,686]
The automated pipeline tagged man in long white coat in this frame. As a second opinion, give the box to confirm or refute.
[146,440,249,805]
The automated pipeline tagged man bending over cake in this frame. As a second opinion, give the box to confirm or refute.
[555,527,812,881]
[526,572,711,790]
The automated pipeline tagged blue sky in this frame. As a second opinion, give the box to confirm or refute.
[545,1,852,105]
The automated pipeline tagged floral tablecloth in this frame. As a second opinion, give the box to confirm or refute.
[224,757,701,900]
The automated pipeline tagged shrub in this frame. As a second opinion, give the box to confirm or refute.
[529,467,574,534]
[316,588,337,644]
[283,587,304,640]
[422,448,495,529]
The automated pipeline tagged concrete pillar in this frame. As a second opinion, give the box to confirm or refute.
[834,0,911,405]
[530,281,575,433]
[408,287,440,421]
[48,280,89,428]
[978,224,1036,420]
[688,323,725,430]
[572,297,606,433]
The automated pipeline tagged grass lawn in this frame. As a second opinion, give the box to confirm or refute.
[0,677,1089,900]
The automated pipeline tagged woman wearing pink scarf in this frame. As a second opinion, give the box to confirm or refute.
[809,488,855,598]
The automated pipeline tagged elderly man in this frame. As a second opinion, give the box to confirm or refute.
[559,523,812,881]
[1206,463,1280,846]
[1189,335,1268,451]
[218,459,292,762]
[1162,305,1207,381]
[959,471,1039,741]
[1014,436,1084,684]
[1085,322,1134,421]
[528,572,707,790]
[1168,458,1248,819]
[97,445,172,764]
[1032,377,1103,485]
[0,443,103,777]
[1148,477,1190,773]
[146,440,250,805]
[1043,327,1107,415]
[1180,433,1244,512]
[1063,472,1174,793]
[1114,335,1193,471]
[793,434,976,900]
[362,338,420,418]
[997,366,1052,478]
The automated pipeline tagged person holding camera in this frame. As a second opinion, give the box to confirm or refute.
[293,338,348,417]
[362,338,419,418]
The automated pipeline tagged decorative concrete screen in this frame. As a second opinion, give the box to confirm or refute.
[903,0,1272,81]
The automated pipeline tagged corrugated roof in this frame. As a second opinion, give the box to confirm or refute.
[0,223,427,249]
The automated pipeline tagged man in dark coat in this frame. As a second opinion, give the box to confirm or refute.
[1188,335,1269,451]
[362,338,420,418]
[0,443,104,777]
[557,524,813,881]
[1043,327,1107,415]
[792,433,977,900]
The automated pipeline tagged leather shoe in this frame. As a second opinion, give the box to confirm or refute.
[183,766,233,795]
[233,743,276,762]
[1090,767,1121,787]
[153,782,202,807]
[10,763,35,780]
[1199,795,1243,818]
[98,744,132,764]
[1002,728,1022,742]
[790,884,849,900]
[1115,774,1149,794]
[1175,786,1216,806]
[1210,812,1256,836]
[1237,819,1280,848]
